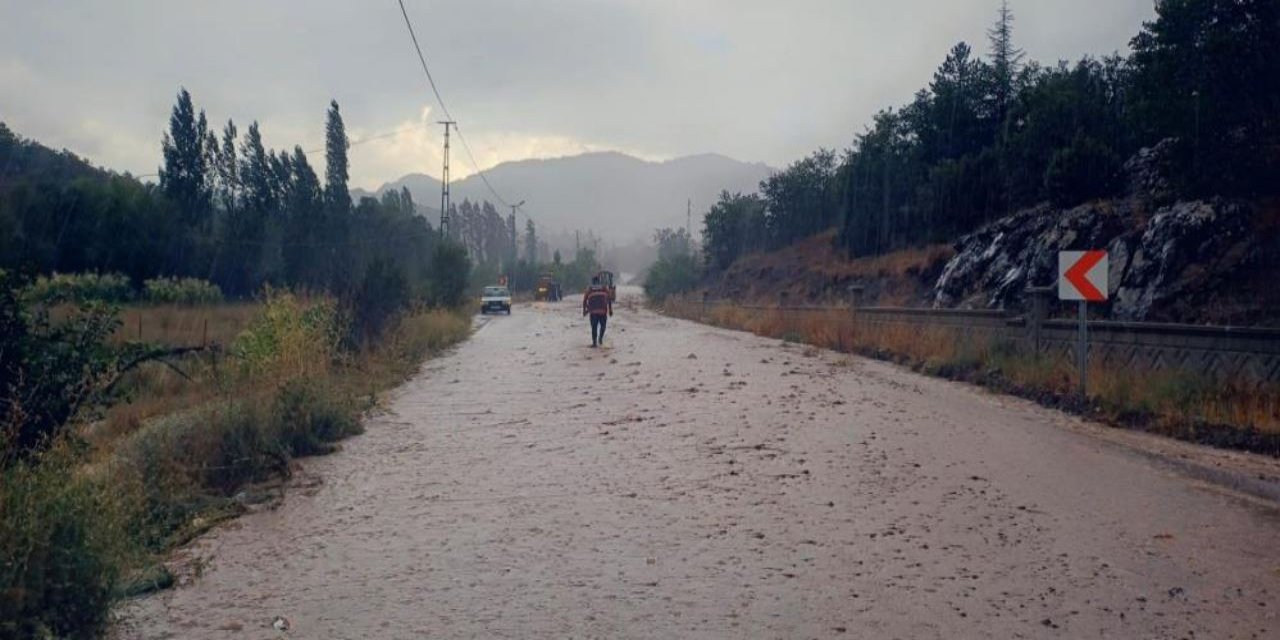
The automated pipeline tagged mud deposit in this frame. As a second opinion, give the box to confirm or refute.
[115,289,1279,639]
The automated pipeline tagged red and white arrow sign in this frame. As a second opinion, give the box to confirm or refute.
[1058,250,1108,302]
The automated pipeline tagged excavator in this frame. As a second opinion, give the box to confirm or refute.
[595,270,617,302]
[534,273,562,302]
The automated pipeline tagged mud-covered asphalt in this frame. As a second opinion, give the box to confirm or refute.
[117,289,1280,639]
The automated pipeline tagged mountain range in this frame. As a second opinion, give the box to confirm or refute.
[356,151,773,241]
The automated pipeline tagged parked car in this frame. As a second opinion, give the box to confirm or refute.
[480,285,512,314]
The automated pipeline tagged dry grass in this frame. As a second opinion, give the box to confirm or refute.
[7,295,475,636]
[731,230,954,280]
[714,230,954,306]
[112,303,260,347]
[344,308,473,398]
[664,297,1280,438]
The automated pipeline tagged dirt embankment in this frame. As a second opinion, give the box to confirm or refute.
[703,231,953,307]
[702,195,1280,327]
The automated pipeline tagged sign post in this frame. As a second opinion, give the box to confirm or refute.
[1058,250,1108,398]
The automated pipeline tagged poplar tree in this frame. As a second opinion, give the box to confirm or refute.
[324,100,351,215]
[525,219,538,264]
[159,88,212,226]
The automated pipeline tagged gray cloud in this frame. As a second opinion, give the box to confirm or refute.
[0,0,1154,189]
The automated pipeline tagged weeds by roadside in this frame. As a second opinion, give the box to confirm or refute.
[1,282,472,639]
[662,297,1280,453]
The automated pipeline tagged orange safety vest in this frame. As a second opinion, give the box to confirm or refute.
[584,286,611,315]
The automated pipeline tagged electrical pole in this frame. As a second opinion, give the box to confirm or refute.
[438,120,456,239]
[508,200,524,278]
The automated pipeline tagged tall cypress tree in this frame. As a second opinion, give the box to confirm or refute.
[320,101,352,291]
[324,100,351,214]
[525,219,538,264]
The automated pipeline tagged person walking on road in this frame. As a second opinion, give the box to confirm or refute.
[583,275,613,347]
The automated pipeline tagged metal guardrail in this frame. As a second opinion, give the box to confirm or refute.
[691,296,1280,383]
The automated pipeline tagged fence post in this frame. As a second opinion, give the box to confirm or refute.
[1025,286,1051,353]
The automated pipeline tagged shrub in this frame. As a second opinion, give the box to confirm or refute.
[25,272,134,305]
[232,289,342,381]
[348,259,409,345]
[2,272,121,461]
[273,378,360,456]
[429,241,472,308]
[0,446,134,639]
[644,253,701,302]
[141,277,223,305]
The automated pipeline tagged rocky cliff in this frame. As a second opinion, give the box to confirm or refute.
[933,144,1279,325]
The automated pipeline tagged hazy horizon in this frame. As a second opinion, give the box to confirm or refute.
[1,0,1154,191]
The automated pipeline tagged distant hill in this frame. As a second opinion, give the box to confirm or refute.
[359,151,773,241]
[0,122,116,187]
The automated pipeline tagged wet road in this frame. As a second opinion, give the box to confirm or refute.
[118,291,1280,639]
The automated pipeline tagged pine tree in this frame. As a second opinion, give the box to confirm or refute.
[987,1,1024,126]
[324,100,351,215]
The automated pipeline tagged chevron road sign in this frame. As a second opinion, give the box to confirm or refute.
[1058,250,1109,397]
[1058,250,1109,302]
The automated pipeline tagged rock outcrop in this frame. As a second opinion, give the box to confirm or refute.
[1110,200,1257,321]
[933,142,1269,323]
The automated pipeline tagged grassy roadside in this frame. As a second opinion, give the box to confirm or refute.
[1,293,471,639]
[660,297,1280,455]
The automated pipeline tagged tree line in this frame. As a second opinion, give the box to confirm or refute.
[703,0,1279,270]
[1,89,472,307]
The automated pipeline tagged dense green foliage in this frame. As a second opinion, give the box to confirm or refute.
[1,90,469,315]
[1,447,131,639]
[644,227,700,302]
[141,277,224,305]
[24,272,135,305]
[0,272,121,461]
[701,0,1279,268]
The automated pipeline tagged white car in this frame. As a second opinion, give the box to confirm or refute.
[480,286,512,315]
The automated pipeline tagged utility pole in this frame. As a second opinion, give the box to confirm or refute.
[437,120,456,239]
[686,198,692,235]
[508,200,524,277]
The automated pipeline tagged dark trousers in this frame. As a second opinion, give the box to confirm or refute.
[590,314,608,344]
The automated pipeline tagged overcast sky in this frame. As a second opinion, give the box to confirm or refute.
[1,0,1154,190]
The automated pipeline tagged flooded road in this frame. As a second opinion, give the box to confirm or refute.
[118,291,1279,639]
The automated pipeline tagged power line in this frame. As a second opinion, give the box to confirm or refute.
[396,0,455,123]
[395,0,522,212]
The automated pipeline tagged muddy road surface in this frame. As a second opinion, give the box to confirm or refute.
[118,291,1280,639]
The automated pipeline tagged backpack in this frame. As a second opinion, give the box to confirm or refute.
[586,287,610,314]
